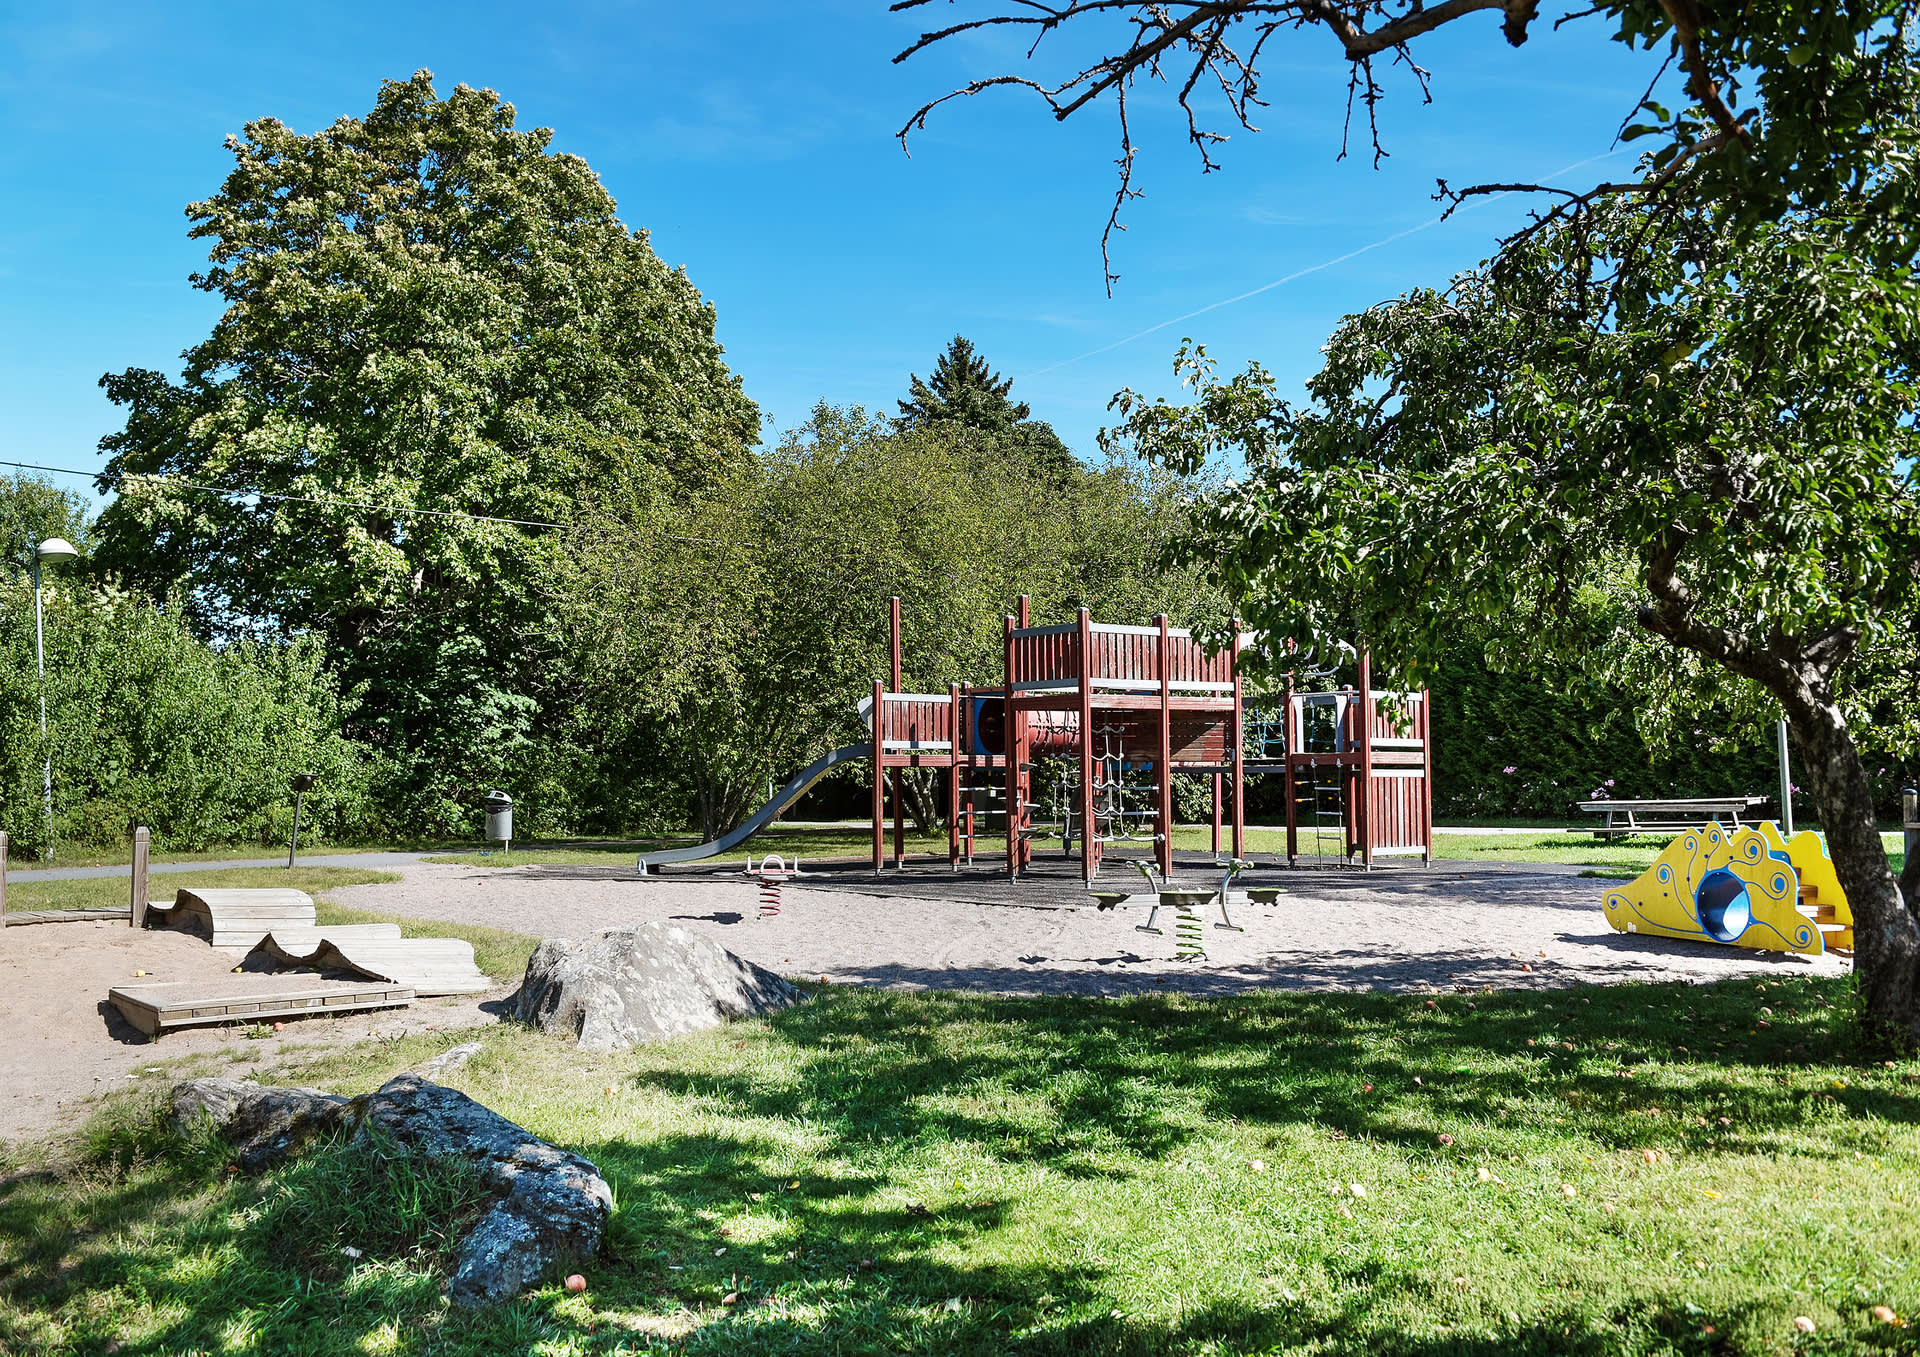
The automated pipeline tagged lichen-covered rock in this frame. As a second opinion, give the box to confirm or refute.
[170,1077,354,1172]
[167,1070,610,1305]
[364,1074,611,1306]
[512,921,802,1052]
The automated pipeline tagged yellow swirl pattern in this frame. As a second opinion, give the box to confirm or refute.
[1601,821,1827,955]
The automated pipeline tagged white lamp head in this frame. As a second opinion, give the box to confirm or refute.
[34,538,79,562]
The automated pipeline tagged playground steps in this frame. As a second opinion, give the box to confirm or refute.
[253,928,491,996]
[1797,884,1854,951]
[108,975,414,1038]
[145,887,317,953]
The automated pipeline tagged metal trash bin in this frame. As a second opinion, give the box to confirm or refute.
[482,790,513,852]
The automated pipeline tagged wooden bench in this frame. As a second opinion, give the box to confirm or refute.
[1572,796,1771,839]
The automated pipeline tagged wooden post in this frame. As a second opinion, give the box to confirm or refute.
[130,826,150,928]
[1156,614,1174,882]
[1077,607,1098,883]
[871,680,886,873]
[1211,774,1222,854]
[1284,671,1298,866]
[948,682,962,868]
[1357,648,1374,869]
[1004,615,1019,880]
[1421,685,1435,866]
[0,830,8,924]
[1230,621,1245,862]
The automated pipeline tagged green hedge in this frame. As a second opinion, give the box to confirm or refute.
[0,582,379,856]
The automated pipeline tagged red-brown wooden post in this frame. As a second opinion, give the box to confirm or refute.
[888,597,904,866]
[130,825,150,928]
[948,682,962,868]
[1357,647,1374,869]
[1211,774,1222,854]
[1284,670,1298,866]
[1230,621,1246,862]
[871,679,886,873]
[1156,614,1174,881]
[1077,608,1098,882]
[1421,684,1435,866]
[1004,615,1019,879]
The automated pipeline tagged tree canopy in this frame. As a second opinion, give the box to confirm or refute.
[565,405,1212,836]
[0,474,93,583]
[91,72,759,830]
[1110,188,1920,1036]
[896,336,1077,478]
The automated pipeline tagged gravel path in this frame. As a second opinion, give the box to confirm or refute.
[328,858,1851,997]
[6,858,1847,1150]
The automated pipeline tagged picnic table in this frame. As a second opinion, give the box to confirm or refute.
[1571,796,1772,840]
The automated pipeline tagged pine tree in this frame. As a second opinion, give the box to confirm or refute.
[897,336,1076,478]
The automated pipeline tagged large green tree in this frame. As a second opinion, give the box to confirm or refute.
[896,336,1077,478]
[92,73,759,831]
[1111,193,1920,1037]
[0,474,93,583]
[564,406,1212,837]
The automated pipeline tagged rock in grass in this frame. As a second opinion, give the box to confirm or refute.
[169,1072,611,1305]
[365,1074,611,1306]
[512,921,802,1052]
[170,1078,355,1173]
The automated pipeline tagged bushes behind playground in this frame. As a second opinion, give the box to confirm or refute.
[0,580,381,856]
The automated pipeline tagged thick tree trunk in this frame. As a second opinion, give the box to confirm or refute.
[1787,693,1920,1044]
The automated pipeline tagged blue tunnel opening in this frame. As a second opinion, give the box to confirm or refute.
[1695,868,1752,943]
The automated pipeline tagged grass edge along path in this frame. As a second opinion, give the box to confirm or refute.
[2,976,1916,1355]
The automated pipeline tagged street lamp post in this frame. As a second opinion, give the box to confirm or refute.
[31,538,79,862]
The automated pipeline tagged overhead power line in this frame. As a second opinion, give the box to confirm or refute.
[0,457,573,530]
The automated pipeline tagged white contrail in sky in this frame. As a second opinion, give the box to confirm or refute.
[1016,147,1633,382]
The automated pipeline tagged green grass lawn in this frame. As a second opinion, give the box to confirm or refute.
[4,865,399,914]
[5,841,456,871]
[5,976,1917,1355]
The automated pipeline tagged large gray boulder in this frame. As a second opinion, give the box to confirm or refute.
[513,921,802,1052]
[168,1068,610,1306]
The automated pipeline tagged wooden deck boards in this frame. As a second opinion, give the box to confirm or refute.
[107,976,415,1037]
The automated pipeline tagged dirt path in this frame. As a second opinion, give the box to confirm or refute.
[332,858,1849,996]
[5,859,1847,1151]
[0,917,499,1150]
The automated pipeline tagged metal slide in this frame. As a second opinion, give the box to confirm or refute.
[637,743,874,872]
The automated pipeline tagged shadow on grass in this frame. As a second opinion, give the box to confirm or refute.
[0,974,1905,1355]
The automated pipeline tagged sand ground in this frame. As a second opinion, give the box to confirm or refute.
[3,856,1847,1149]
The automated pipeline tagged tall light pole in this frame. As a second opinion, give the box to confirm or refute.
[31,538,79,861]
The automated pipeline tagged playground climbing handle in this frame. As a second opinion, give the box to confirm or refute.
[637,744,874,872]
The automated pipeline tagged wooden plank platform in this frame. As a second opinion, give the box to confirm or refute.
[107,976,414,1038]
[5,906,133,926]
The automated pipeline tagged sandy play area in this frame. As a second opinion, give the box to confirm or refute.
[3,854,1848,1148]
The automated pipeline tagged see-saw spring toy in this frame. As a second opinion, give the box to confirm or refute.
[1601,821,1851,955]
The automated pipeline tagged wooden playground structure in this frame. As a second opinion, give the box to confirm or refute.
[864,597,1433,882]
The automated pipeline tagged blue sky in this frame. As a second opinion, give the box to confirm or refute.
[0,2,1662,490]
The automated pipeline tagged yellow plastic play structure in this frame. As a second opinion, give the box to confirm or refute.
[1601,821,1852,955]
